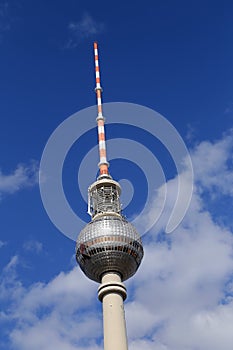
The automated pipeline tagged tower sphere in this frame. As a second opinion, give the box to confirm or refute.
[76,214,143,283]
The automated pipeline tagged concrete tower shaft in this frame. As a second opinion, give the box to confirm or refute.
[98,273,128,350]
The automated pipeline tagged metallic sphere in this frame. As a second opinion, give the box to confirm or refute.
[76,214,144,283]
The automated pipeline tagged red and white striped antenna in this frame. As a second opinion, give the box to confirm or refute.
[94,42,110,178]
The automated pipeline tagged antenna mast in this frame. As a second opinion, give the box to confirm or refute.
[94,42,109,178]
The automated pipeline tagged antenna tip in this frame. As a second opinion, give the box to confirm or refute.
[94,42,98,49]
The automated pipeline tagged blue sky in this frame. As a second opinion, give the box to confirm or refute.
[0,1,233,349]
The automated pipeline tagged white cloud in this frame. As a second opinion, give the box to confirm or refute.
[66,13,104,48]
[124,130,233,349]
[191,129,233,197]
[139,129,233,236]
[1,131,233,349]
[0,161,38,198]
[125,203,233,349]
[0,261,102,350]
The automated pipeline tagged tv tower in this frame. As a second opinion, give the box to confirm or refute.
[76,42,144,350]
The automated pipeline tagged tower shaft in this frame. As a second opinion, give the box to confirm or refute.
[98,273,128,350]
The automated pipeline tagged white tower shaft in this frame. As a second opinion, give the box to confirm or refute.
[98,273,128,350]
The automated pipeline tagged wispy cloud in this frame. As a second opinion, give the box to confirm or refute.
[0,161,38,199]
[0,2,11,39]
[185,122,198,143]
[0,240,6,248]
[65,13,104,48]
[224,102,233,116]
[23,240,43,254]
